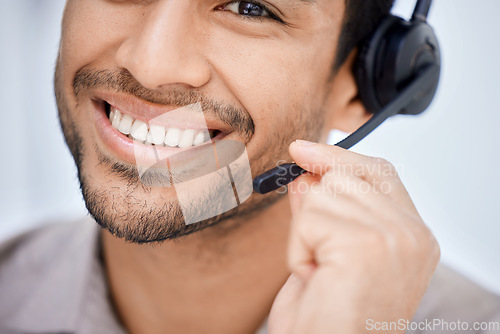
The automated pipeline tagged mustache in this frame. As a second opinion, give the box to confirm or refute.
[73,68,255,140]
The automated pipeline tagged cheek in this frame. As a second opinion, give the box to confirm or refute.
[206,32,327,130]
[59,0,141,87]
[207,37,334,145]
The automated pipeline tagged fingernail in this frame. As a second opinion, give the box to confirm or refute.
[295,139,316,146]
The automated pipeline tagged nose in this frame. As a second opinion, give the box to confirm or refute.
[115,0,211,90]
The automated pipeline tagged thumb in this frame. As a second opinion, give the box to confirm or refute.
[289,140,339,176]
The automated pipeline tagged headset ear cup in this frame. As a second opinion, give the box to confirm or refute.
[355,15,441,115]
[355,15,403,114]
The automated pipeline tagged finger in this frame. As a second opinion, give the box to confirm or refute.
[288,172,321,217]
[287,180,363,280]
[302,172,425,249]
[288,173,409,269]
[289,140,413,208]
[292,173,435,274]
[268,273,305,334]
[287,175,362,279]
[292,267,352,334]
[301,175,382,227]
[290,140,398,182]
[287,214,317,282]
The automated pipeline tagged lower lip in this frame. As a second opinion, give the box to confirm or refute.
[92,100,226,166]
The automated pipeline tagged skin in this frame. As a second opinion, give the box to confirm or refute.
[55,0,440,333]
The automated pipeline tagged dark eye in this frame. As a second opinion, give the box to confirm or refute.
[223,1,272,19]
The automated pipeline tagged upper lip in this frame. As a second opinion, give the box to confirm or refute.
[93,91,233,134]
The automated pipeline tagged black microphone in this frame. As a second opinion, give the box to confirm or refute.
[252,64,439,195]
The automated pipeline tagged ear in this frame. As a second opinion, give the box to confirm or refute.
[322,49,372,137]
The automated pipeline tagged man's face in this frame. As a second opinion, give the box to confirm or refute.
[55,0,345,243]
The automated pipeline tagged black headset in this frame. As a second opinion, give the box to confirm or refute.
[356,0,440,116]
[254,0,441,194]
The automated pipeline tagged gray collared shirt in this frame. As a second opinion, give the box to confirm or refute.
[0,218,499,334]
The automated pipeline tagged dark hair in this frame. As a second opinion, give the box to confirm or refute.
[334,0,395,71]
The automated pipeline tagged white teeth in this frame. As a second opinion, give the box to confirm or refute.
[193,131,207,146]
[111,109,122,129]
[118,114,134,135]
[145,132,154,145]
[164,128,181,147]
[178,129,196,148]
[130,120,148,141]
[149,125,166,145]
[108,107,218,147]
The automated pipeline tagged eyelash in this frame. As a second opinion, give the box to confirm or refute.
[218,1,284,23]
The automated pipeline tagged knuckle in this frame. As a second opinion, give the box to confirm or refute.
[359,227,388,248]
[373,157,398,177]
[407,223,441,262]
[373,157,389,166]
[426,231,441,263]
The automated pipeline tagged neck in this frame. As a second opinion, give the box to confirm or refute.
[102,197,292,334]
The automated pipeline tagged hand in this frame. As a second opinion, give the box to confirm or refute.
[268,140,440,334]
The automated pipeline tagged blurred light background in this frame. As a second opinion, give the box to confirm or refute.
[0,0,499,294]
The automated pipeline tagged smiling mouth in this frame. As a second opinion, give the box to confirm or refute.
[104,101,223,148]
